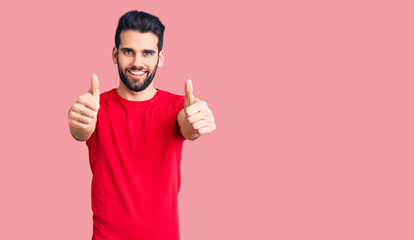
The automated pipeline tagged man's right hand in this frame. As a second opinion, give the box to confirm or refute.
[68,74,100,141]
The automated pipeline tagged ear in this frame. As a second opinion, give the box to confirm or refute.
[157,50,165,67]
[112,46,118,64]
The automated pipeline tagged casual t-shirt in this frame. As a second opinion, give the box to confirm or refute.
[86,88,185,240]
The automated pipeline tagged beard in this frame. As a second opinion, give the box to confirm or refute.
[118,58,159,92]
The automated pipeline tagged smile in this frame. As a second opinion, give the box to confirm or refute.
[128,70,147,76]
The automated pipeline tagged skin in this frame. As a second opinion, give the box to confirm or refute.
[179,79,216,140]
[68,30,216,141]
[68,74,100,141]
[113,30,164,101]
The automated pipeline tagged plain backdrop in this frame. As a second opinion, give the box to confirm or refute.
[0,0,413,239]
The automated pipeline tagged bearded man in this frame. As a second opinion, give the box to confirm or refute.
[68,10,216,240]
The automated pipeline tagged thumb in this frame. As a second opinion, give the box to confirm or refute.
[89,74,100,97]
[185,79,195,106]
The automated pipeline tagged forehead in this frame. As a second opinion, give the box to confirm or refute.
[119,30,159,51]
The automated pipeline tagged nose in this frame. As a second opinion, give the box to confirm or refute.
[131,54,146,69]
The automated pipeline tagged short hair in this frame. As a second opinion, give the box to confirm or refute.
[115,10,165,51]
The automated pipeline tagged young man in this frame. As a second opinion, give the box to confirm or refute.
[68,10,216,240]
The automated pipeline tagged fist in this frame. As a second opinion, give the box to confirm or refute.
[68,74,100,140]
[184,79,216,135]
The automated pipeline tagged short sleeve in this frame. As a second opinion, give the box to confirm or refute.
[173,96,185,140]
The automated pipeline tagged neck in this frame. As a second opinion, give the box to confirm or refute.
[117,81,157,101]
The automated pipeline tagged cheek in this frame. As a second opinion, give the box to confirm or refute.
[149,57,160,68]
[151,61,159,69]
[117,58,129,69]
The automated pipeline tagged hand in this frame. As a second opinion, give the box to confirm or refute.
[68,74,100,141]
[184,79,216,135]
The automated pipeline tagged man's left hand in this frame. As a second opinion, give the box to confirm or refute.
[181,79,216,139]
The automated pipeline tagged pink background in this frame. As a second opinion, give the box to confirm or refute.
[1,0,413,239]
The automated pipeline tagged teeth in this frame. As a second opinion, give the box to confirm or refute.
[129,71,145,75]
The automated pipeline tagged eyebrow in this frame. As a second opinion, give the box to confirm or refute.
[120,48,135,52]
[143,49,156,54]
[120,48,156,54]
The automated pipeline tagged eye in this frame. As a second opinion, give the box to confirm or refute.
[124,50,133,55]
[144,51,154,56]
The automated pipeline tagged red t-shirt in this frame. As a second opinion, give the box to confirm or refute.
[86,88,185,240]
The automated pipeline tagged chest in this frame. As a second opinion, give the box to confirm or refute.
[98,103,178,144]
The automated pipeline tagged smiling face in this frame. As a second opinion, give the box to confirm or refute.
[112,30,164,92]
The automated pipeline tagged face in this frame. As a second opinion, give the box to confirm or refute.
[112,30,164,92]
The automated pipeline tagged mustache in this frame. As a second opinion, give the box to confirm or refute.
[128,67,147,71]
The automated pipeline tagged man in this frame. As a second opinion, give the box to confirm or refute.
[68,10,216,240]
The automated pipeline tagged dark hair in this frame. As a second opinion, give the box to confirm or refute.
[115,10,165,51]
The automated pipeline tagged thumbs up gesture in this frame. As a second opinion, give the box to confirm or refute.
[68,74,100,141]
[181,79,216,139]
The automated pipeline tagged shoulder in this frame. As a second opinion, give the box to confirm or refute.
[98,89,119,108]
[156,90,185,116]
[99,88,117,101]
[156,89,184,105]
[157,89,183,100]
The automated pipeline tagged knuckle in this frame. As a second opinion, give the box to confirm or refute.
[72,104,80,112]
[68,111,75,119]
[77,96,85,103]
